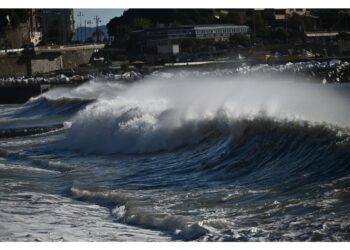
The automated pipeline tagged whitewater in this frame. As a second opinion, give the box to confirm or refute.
[1,62,350,241]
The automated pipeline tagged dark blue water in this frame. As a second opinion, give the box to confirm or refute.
[1,64,350,241]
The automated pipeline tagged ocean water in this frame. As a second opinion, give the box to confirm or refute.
[1,63,350,241]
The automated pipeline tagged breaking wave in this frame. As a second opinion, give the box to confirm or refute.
[52,74,350,154]
[2,63,350,241]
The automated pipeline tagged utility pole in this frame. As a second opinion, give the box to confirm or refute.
[84,20,92,43]
[94,16,101,43]
[77,12,84,43]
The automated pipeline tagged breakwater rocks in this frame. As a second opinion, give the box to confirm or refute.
[0,60,349,104]
[0,71,143,87]
[152,60,350,84]
[0,71,144,104]
[1,60,348,88]
[0,74,93,87]
[235,60,350,83]
[97,71,144,82]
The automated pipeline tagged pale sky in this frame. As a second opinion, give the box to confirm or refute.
[74,9,126,27]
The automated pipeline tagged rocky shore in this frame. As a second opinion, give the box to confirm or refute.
[1,59,349,104]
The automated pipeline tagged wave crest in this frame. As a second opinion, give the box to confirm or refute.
[52,73,350,154]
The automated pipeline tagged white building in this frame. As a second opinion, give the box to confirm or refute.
[194,25,249,40]
[132,24,250,50]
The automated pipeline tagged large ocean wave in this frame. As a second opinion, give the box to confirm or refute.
[47,74,350,154]
[1,64,350,241]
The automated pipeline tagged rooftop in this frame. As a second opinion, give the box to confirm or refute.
[132,24,249,33]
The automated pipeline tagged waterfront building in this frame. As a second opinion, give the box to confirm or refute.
[131,24,249,51]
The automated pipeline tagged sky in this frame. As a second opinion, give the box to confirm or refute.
[74,9,126,28]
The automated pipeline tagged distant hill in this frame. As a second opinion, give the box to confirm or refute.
[73,25,108,43]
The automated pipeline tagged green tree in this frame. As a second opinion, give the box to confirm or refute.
[116,34,131,48]
[229,33,250,47]
[270,27,287,42]
[130,18,152,30]
[255,12,266,37]
[226,11,245,25]
[85,37,95,43]
[92,29,105,42]
[0,9,29,33]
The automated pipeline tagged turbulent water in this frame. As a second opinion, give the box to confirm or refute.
[1,63,350,241]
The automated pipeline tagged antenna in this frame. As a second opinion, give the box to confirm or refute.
[94,16,101,42]
[84,20,92,43]
[77,12,84,43]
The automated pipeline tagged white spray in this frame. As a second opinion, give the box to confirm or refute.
[54,70,350,153]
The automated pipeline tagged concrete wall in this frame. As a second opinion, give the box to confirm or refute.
[0,54,27,77]
[0,24,30,49]
[61,49,94,69]
[31,56,63,75]
[0,46,97,77]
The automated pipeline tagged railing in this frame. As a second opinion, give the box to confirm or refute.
[0,44,105,54]
[0,48,24,54]
[34,44,105,52]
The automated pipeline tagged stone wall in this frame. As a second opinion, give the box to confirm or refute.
[31,56,63,75]
[0,24,30,50]
[61,49,94,69]
[0,47,96,77]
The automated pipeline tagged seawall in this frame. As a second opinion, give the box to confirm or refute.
[0,44,104,77]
